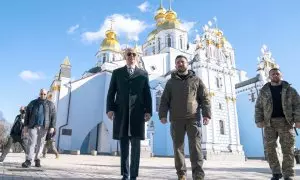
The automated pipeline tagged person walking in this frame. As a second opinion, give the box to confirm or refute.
[159,55,211,180]
[106,48,152,180]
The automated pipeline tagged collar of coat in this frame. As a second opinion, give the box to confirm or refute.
[121,65,147,78]
[261,80,291,92]
[171,70,196,80]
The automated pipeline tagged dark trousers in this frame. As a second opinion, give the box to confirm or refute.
[170,119,204,179]
[0,136,27,160]
[120,137,141,179]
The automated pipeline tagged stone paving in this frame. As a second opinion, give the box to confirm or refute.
[0,153,300,179]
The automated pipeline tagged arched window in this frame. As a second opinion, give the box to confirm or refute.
[167,35,172,47]
[180,36,183,49]
[102,53,106,64]
[219,103,222,110]
[158,38,161,52]
[216,76,223,88]
[112,54,115,61]
[156,90,162,112]
[219,120,225,135]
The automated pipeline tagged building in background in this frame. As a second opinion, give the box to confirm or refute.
[44,1,279,161]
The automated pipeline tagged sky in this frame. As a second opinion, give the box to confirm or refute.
[0,0,299,123]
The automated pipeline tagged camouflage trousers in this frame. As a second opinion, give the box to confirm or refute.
[264,117,295,177]
[170,119,204,180]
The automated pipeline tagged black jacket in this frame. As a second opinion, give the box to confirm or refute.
[106,66,152,140]
[10,114,24,137]
[46,130,56,141]
[25,98,56,129]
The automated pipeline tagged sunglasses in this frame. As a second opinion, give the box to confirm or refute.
[40,93,47,96]
[127,52,136,57]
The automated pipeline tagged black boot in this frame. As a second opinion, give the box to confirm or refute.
[122,176,129,180]
[35,159,41,167]
[21,160,31,168]
[271,173,282,180]
[0,156,4,162]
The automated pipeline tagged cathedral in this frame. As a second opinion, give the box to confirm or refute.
[45,1,288,160]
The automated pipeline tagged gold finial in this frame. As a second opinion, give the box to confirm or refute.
[62,56,71,66]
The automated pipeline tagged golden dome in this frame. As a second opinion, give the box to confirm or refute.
[100,29,121,52]
[165,9,177,22]
[155,6,166,20]
[196,43,202,50]
[158,19,182,30]
[206,39,214,45]
[216,43,223,48]
[214,29,223,37]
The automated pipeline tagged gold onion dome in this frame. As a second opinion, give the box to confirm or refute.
[165,9,177,22]
[155,6,166,20]
[100,29,121,52]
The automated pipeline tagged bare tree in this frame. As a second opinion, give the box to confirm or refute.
[0,122,9,152]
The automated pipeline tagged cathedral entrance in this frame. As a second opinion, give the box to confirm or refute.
[80,121,110,154]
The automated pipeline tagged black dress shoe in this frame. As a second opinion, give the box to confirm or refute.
[35,159,41,167]
[21,160,31,168]
[271,173,282,180]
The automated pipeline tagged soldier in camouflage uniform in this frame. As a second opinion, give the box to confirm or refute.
[159,55,211,180]
[255,68,300,180]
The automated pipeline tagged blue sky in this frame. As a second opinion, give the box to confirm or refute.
[0,0,299,123]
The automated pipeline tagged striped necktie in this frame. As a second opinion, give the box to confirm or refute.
[128,68,134,76]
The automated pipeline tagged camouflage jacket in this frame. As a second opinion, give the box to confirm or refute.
[255,81,300,126]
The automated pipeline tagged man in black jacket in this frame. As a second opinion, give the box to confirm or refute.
[106,48,152,180]
[22,88,56,168]
[0,106,27,162]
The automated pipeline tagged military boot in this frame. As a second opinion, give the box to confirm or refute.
[271,173,282,180]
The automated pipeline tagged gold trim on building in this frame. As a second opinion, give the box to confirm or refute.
[52,85,60,91]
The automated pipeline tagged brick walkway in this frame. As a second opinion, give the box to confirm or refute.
[0,153,299,179]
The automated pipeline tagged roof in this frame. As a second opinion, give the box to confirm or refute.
[88,66,102,74]
[235,74,260,89]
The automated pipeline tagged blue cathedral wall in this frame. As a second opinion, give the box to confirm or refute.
[236,92,265,158]
[152,113,190,156]
[237,90,300,157]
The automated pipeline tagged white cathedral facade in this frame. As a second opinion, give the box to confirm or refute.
[47,2,249,160]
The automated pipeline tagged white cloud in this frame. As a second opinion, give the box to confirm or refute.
[182,21,196,32]
[138,1,150,12]
[67,24,80,34]
[19,70,45,82]
[81,14,148,43]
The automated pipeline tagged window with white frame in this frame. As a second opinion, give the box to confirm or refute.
[158,38,161,52]
[219,120,225,135]
[216,76,223,88]
[219,103,222,110]
[102,53,106,63]
[180,35,183,49]
[167,34,172,47]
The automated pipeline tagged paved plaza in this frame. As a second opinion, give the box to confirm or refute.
[0,153,300,179]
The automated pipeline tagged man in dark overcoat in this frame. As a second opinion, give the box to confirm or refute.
[106,47,152,180]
